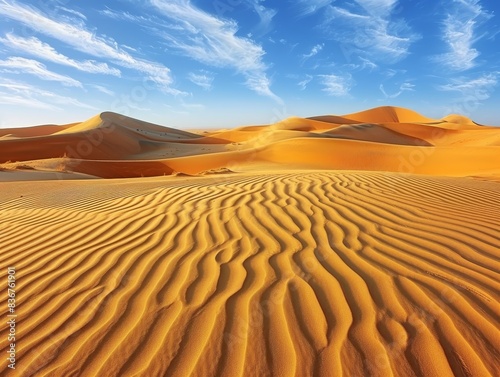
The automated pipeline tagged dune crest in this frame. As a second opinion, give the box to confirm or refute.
[0,106,499,179]
[340,105,439,123]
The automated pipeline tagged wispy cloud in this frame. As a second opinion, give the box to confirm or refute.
[355,0,398,17]
[321,0,419,63]
[380,82,415,98]
[298,74,313,90]
[434,0,492,71]
[187,71,214,90]
[345,56,378,71]
[0,78,95,109]
[0,57,82,87]
[89,84,115,96]
[319,74,353,96]
[438,72,498,95]
[149,0,280,102]
[0,92,57,109]
[0,33,121,76]
[302,44,324,61]
[0,0,183,95]
[359,57,378,71]
[248,0,277,36]
[383,68,407,78]
[99,7,172,29]
[57,6,87,20]
[295,0,333,16]
[437,72,499,114]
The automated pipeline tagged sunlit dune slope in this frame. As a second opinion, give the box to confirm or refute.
[0,106,499,179]
[0,171,498,376]
[325,105,440,124]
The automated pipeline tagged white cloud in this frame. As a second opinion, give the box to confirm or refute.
[0,91,57,109]
[380,82,415,98]
[355,0,397,17]
[438,72,498,95]
[89,84,115,96]
[322,1,419,63]
[0,33,121,76]
[245,75,281,102]
[246,0,277,36]
[320,74,353,96]
[57,6,87,20]
[187,71,214,90]
[383,68,406,78]
[0,92,59,110]
[359,57,378,70]
[298,74,313,90]
[345,56,378,71]
[99,8,169,29]
[0,57,82,87]
[0,78,95,109]
[302,44,324,61]
[0,0,183,95]
[100,8,137,21]
[434,0,492,71]
[437,72,499,113]
[295,0,333,16]
[149,0,280,102]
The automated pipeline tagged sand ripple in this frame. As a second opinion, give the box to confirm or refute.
[1,171,498,376]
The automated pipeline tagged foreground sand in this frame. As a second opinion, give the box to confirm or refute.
[0,170,499,376]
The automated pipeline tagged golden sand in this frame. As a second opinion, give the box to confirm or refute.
[0,106,499,376]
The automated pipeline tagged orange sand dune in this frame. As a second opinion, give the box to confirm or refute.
[0,171,499,376]
[326,106,439,124]
[0,123,76,138]
[1,106,498,179]
[0,106,499,376]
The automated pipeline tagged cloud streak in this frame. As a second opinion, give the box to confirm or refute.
[89,84,115,96]
[0,78,95,109]
[0,33,121,76]
[187,71,214,91]
[438,72,498,95]
[437,72,499,115]
[321,0,419,63]
[380,82,415,98]
[295,0,333,16]
[149,0,280,102]
[320,74,353,96]
[302,44,324,61]
[0,0,182,94]
[244,0,277,36]
[298,74,313,90]
[0,57,82,87]
[434,0,492,71]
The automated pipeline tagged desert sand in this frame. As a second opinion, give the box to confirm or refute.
[0,106,499,376]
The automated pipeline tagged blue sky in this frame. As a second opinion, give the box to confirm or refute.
[0,0,499,128]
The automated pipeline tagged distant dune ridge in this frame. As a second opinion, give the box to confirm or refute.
[0,107,499,376]
[0,106,499,179]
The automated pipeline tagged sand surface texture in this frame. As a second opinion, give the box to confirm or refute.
[0,106,499,376]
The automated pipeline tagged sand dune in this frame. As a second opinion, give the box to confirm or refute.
[0,106,499,376]
[0,171,499,376]
[1,106,499,179]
